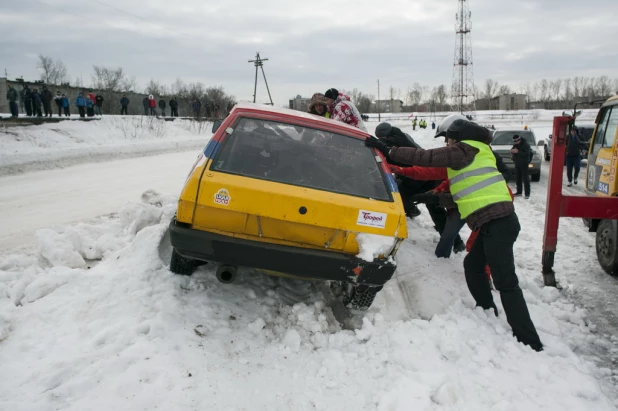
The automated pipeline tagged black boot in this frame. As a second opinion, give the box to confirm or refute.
[500,289,543,351]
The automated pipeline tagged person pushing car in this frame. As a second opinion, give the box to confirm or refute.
[365,116,543,352]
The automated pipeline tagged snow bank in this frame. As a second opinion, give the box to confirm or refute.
[0,186,617,410]
[0,115,212,175]
[356,233,396,262]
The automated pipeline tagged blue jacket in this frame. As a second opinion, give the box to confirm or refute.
[62,97,70,108]
[86,99,93,108]
[120,97,129,106]
[75,95,88,107]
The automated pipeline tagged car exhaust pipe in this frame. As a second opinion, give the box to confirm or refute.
[216,265,237,284]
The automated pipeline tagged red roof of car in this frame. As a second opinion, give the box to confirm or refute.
[231,102,370,140]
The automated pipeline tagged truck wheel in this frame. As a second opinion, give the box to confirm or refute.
[344,285,383,309]
[596,220,618,275]
[170,248,198,276]
[544,146,550,161]
[531,172,541,182]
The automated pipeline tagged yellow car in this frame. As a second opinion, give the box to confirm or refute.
[169,103,408,308]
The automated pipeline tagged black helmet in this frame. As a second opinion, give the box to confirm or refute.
[446,119,491,143]
[434,114,467,138]
[375,122,392,138]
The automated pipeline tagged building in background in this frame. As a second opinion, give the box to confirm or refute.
[473,94,527,111]
[373,99,404,113]
[288,95,310,112]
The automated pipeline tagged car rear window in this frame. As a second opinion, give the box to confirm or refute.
[211,117,392,201]
[492,131,535,145]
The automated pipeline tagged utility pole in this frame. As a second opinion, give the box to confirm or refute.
[248,52,274,105]
[451,0,476,116]
[377,79,381,121]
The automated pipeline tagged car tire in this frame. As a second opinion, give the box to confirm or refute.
[596,220,618,275]
[344,285,383,309]
[544,146,550,161]
[170,248,198,276]
[531,172,541,182]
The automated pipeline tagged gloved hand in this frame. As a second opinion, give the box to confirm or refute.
[410,192,439,205]
[389,165,404,175]
[364,137,390,157]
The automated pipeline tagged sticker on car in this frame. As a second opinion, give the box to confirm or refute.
[214,188,231,206]
[357,210,387,228]
[598,182,610,195]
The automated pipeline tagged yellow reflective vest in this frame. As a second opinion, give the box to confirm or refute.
[447,140,512,218]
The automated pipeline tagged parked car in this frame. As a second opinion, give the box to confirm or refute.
[545,124,595,161]
[491,128,544,182]
[168,103,408,308]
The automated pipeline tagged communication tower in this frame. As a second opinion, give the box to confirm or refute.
[451,0,476,115]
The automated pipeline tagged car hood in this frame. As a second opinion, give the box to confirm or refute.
[491,144,538,154]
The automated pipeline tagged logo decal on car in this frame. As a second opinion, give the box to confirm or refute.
[357,210,387,228]
[214,188,231,206]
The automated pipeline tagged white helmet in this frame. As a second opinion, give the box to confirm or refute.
[435,114,467,138]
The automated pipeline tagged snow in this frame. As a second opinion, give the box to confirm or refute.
[0,113,618,410]
[356,233,397,262]
[0,115,212,174]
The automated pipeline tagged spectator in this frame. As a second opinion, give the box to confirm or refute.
[54,91,63,116]
[566,128,586,187]
[148,94,157,116]
[74,92,88,118]
[308,93,330,118]
[323,88,367,131]
[86,96,94,117]
[142,96,149,115]
[158,98,167,116]
[511,134,532,198]
[61,94,70,116]
[87,90,96,117]
[31,88,43,117]
[120,95,129,115]
[41,86,53,117]
[95,94,104,115]
[169,97,179,117]
[192,99,202,118]
[6,84,19,118]
[431,121,436,130]
[22,85,33,116]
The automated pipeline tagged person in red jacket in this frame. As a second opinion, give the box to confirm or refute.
[87,90,96,117]
[148,94,157,116]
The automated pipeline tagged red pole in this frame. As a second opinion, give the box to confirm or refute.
[541,116,570,285]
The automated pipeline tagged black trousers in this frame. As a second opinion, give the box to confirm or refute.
[33,103,42,117]
[171,107,178,117]
[9,101,18,117]
[56,103,62,116]
[43,101,52,116]
[463,213,542,350]
[25,100,33,116]
[515,165,530,196]
[121,105,128,115]
[63,107,70,116]
[78,106,86,117]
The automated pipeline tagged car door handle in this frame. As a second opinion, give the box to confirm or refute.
[602,172,610,176]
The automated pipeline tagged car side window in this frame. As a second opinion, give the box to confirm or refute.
[591,107,611,155]
[603,107,618,149]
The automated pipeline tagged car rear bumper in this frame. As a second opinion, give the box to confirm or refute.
[169,218,396,286]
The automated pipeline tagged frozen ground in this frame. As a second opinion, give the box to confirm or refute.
[1,113,618,410]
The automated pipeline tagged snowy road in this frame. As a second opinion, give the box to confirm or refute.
[0,150,200,253]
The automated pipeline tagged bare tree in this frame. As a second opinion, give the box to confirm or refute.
[498,85,511,95]
[436,85,448,111]
[483,79,499,109]
[596,75,612,97]
[37,54,68,85]
[91,66,136,92]
[145,79,163,95]
[170,78,187,97]
[407,82,426,111]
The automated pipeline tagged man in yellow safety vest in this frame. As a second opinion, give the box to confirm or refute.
[365,115,543,352]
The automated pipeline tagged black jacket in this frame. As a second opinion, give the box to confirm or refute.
[95,95,104,106]
[41,89,53,103]
[120,97,129,106]
[159,100,166,109]
[511,139,532,167]
[169,99,178,108]
[566,132,586,157]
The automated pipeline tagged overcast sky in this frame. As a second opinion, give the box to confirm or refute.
[1,0,617,105]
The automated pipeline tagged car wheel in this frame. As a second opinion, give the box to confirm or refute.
[344,284,383,309]
[544,146,550,161]
[170,248,198,276]
[596,220,618,275]
[531,172,541,182]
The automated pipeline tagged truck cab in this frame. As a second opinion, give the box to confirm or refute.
[584,95,618,274]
